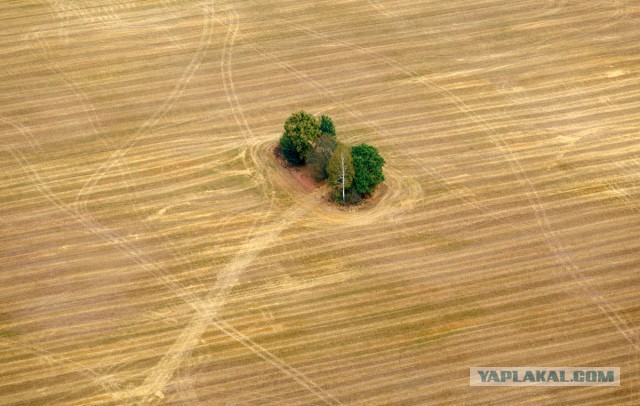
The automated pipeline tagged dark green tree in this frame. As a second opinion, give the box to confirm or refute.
[320,115,336,137]
[307,133,338,181]
[279,132,304,166]
[279,110,322,165]
[351,143,385,195]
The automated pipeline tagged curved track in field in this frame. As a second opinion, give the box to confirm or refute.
[1,1,639,404]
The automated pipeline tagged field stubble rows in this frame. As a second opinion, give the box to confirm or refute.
[1,0,639,404]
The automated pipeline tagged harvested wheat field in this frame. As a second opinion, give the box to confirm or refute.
[1,0,639,404]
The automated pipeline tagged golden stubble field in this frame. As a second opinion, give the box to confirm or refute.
[1,0,639,404]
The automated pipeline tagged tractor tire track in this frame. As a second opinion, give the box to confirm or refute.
[212,317,343,406]
[124,191,342,405]
[24,25,138,199]
[1,117,213,403]
[120,6,342,403]
[0,338,123,398]
[284,18,640,352]
[248,43,518,228]
[1,125,125,401]
[74,4,215,212]
[0,118,205,314]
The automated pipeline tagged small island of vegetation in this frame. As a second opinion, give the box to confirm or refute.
[277,110,385,205]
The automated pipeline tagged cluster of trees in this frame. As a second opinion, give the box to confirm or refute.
[278,110,385,205]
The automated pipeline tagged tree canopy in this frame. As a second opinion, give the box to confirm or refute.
[320,115,336,137]
[306,133,338,182]
[351,144,385,195]
[279,130,304,166]
[276,111,385,205]
[279,110,322,165]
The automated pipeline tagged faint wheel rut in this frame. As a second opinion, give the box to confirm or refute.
[283,17,639,353]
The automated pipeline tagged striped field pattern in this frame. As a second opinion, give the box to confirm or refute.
[1,1,639,404]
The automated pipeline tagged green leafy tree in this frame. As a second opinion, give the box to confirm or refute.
[279,110,322,165]
[327,143,354,203]
[351,143,385,195]
[279,133,304,166]
[307,133,338,181]
[320,115,336,137]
